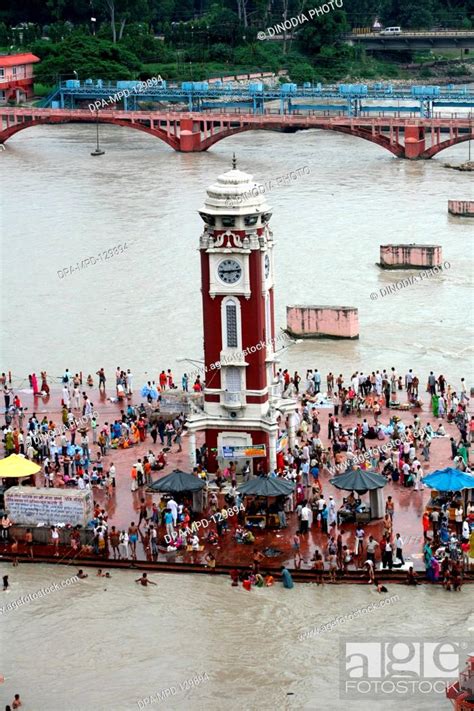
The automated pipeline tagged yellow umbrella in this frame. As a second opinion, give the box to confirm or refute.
[0,454,40,478]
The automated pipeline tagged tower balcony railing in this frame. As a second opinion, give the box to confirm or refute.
[271,383,282,399]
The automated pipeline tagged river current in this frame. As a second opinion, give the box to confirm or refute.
[0,564,472,710]
[1,121,473,387]
[0,111,473,711]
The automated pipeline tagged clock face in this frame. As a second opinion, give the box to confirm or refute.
[218,259,242,285]
[264,254,270,279]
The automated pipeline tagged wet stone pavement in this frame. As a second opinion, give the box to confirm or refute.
[2,384,471,576]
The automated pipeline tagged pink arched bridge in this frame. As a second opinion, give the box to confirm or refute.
[1,107,472,159]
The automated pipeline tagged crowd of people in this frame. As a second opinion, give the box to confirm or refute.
[0,364,472,587]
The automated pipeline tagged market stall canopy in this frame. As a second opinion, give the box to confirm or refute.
[422,467,474,492]
[148,469,206,493]
[329,469,388,494]
[0,454,41,478]
[238,477,295,497]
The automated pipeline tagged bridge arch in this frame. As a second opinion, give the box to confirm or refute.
[0,116,180,150]
[421,133,474,159]
[201,122,405,157]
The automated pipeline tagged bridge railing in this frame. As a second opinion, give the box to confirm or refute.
[2,108,473,131]
[347,30,474,38]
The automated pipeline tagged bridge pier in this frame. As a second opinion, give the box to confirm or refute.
[178,118,204,152]
[404,125,426,159]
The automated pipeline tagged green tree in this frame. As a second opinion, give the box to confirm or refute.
[298,5,349,55]
[99,0,151,43]
[31,33,142,83]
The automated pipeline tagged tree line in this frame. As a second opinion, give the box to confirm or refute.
[0,0,472,87]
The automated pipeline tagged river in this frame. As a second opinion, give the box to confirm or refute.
[0,563,472,710]
[0,112,473,711]
[0,121,473,388]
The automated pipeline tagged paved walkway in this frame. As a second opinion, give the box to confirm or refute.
[2,384,471,575]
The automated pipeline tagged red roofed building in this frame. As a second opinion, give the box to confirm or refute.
[0,53,40,104]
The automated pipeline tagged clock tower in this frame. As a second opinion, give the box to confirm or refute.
[186,158,297,473]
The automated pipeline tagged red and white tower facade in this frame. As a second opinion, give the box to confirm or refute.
[186,159,297,473]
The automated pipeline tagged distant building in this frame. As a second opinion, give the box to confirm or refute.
[0,53,40,105]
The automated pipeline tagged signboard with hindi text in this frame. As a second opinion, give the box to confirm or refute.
[4,487,93,526]
[220,444,266,459]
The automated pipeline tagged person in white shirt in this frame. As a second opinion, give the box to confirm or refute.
[81,433,90,459]
[351,374,359,393]
[109,463,116,488]
[328,496,337,528]
[72,386,81,410]
[126,370,133,395]
[91,417,98,444]
[167,497,178,525]
[395,533,404,564]
[119,530,129,559]
[83,397,93,417]
[62,385,70,408]
[462,519,469,540]
[300,502,311,534]
[375,372,383,396]
[402,462,410,487]
[301,461,310,488]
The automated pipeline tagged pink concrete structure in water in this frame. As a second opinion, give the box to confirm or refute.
[286,305,359,340]
[379,244,442,269]
[448,200,474,217]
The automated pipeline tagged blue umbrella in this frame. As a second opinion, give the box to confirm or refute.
[422,467,474,492]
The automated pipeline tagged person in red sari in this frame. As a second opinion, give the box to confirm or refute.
[40,371,50,395]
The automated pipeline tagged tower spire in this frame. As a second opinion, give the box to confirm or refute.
[232,153,237,170]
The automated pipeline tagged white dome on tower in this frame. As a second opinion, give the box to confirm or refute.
[201,159,271,215]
